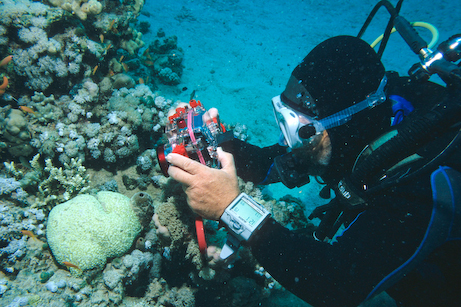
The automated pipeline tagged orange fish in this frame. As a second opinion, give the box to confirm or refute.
[109,20,118,34]
[108,69,115,77]
[99,34,104,43]
[0,75,8,89]
[142,60,154,66]
[139,78,144,84]
[21,230,36,238]
[122,62,129,72]
[92,65,99,75]
[19,106,35,114]
[62,261,81,270]
[145,76,149,84]
[105,43,112,51]
[0,76,7,94]
[119,55,124,63]
[0,55,13,67]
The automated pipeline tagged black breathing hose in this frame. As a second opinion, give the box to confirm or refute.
[349,93,461,190]
[357,0,408,59]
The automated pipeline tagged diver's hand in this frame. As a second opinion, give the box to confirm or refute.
[166,147,240,220]
[202,107,219,123]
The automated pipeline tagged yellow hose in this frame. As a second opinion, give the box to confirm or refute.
[371,21,439,49]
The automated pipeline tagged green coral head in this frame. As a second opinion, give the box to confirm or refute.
[46,191,142,273]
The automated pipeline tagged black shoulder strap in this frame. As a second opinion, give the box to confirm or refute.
[366,166,461,300]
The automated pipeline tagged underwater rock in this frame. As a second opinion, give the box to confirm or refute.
[1,109,33,157]
[130,191,154,229]
[112,73,136,89]
[122,174,138,190]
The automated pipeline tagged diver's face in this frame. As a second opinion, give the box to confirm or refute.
[272,94,332,175]
[291,129,332,176]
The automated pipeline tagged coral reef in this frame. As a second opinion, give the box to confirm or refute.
[3,154,90,209]
[0,0,312,305]
[1,0,146,94]
[139,29,184,86]
[0,108,33,158]
[130,191,154,229]
[143,278,195,307]
[48,0,103,21]
[46,191,145,273]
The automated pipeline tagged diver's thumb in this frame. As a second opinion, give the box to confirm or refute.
[217,147,236,173]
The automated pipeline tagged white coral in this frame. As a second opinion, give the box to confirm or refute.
[107,112,119,124]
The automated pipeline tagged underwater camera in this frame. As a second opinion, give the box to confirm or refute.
[156,99,234,176]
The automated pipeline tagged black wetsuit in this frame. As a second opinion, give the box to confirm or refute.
[221,76,461,307]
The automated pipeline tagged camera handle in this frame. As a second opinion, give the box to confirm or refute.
[185,108,208,255]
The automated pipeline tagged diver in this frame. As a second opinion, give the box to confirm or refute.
[164,1,461,306]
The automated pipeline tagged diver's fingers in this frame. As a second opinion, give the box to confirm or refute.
[203,107,219,123]
[216,147,236,175]
[166,153,206,185]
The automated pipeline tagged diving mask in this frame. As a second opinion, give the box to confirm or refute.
[273,76,388,149]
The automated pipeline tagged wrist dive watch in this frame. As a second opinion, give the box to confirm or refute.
[219,193,271,260]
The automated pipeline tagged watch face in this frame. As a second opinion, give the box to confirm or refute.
[231,198,263,227]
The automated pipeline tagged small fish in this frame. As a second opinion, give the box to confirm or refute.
[142,60,154,66]
[19,106,35,114]
[92,65,99,75]
[3,93,19,103]
[109,20,118,34]
[189,90,196,101]
[122,62,129,72]
[143,48,152,60]
[139,77,144,84]
[0,55,13,67]
[21,230,36,238]
[0,76,8,93]
[62,261,81,270]
[145,76,149,84]
[119,55,124,63]
[108,69,115,77]
[105,43,112,51]
[99,34,104,43]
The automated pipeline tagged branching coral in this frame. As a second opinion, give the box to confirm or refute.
[34,154,90,207]
[4,154,90,209]
[48,0,103,20]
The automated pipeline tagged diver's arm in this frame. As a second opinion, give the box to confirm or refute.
[247,195,430,307]
[220,137,286,184]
